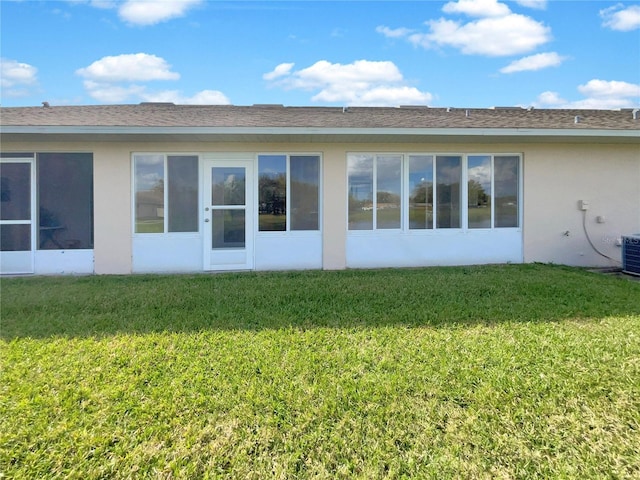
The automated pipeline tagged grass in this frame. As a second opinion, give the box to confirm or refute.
[1,264,639,479]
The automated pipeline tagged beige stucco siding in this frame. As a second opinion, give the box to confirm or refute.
[522,143,640,267]
[93,145,133,274]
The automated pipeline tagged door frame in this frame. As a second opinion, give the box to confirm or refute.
[202,155,255,271]
[0,156,36,274]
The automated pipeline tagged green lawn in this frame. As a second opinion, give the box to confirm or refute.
[2,265,639,479]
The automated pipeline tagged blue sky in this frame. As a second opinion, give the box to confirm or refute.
[1,0,639,108]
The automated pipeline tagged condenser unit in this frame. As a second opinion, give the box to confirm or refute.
[622,234,640,276]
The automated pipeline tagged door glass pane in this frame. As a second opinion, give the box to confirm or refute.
[495,156,519,228]
[0,163,31,221]
[168,156,198,232]
[0,224,31,251]
[376,155,402,229]
[38,153,93,250]
[212,167,245,206]
[408,155,433,229]
[467,156,492,229]
[212,209,245,249]
[348,154,373,230]
[290,155,320,231]
[436,156,461,229]
[134,155,164,233]
[258,155,286,231]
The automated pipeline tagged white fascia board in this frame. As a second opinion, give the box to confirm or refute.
[1,125,639,138]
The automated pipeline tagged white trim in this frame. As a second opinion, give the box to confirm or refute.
[0,157,35,274]
[203,159,255,271]
[256,152,323,235]
[131,152,201,237]
[3,125,639,139]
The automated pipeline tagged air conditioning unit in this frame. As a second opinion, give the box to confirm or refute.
[622,234,640,276]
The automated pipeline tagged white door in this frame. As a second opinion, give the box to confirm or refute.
[203,160,254,271]
[0,159,35,274]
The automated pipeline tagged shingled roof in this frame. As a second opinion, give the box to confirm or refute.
[1,103,639,129]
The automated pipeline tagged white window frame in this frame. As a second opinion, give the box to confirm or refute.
[132,153,201,236]
[256,152,323,234]
[347,152,404,232]
[465,153,522,230]
[348,152,523,233]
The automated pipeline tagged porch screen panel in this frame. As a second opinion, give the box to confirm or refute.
[1,163,30,221]
[435,156,461,229]
[38,153,93,249]
[258,155,287,231]
[290,155,320,231]
[467,156,492,229]
[348,154,374,230]
[494,156,519,228]
[134,155,164,233]
[168,155,198,233]
[0,162,31,251]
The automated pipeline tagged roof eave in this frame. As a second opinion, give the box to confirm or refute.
[1,126,638,144]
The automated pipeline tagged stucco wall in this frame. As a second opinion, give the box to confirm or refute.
[93,144,133,274]
[2,138,638,273]
[522,143,640,267]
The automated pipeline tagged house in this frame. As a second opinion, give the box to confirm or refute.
[1,103,638,275]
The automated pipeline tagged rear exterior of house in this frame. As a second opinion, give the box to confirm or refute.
[1,104,638,275]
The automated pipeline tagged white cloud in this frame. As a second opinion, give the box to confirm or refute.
[535,90,566,106]
[378,0,550,57]
[263,63,295,81]
[77,53,229,104]
[413,14,551,56]
[534,79,640,109]
[141,89,230,104]
[578,79,640,100]
[82,80,146,103]
[0,58,38,98]
[82,81,230,104]
[1,58,38,88]
[600,4,640,32]
[319,85,432,106]
[514,0,547,10]
[76,53,180,82]
[375,25,414,38]
[118,0,202,26]
[442,0,511,18]
[264,59,433,106]
[66,0,202,26]
[500,52,566,73]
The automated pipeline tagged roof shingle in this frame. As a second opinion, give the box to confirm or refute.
[1,104,639,131]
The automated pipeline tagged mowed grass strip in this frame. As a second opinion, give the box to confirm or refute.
[1,264,639,479]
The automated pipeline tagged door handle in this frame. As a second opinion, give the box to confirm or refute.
[205,218,210,223]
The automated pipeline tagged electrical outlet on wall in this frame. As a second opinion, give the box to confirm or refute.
[578,200,589,211]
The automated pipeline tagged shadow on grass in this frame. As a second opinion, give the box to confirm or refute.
[2,264,639,340]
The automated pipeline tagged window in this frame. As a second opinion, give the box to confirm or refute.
[348,154,402,230]
[467,155,491,229]
[38,153,93,249]
[134,154,198,234]
[494,156,519,228]
[258,154,320,232]
[467,155,520,229]
[408,155,433,230]
[435,156,462,229]
[348,154,374,230]
[349,153,520,232]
